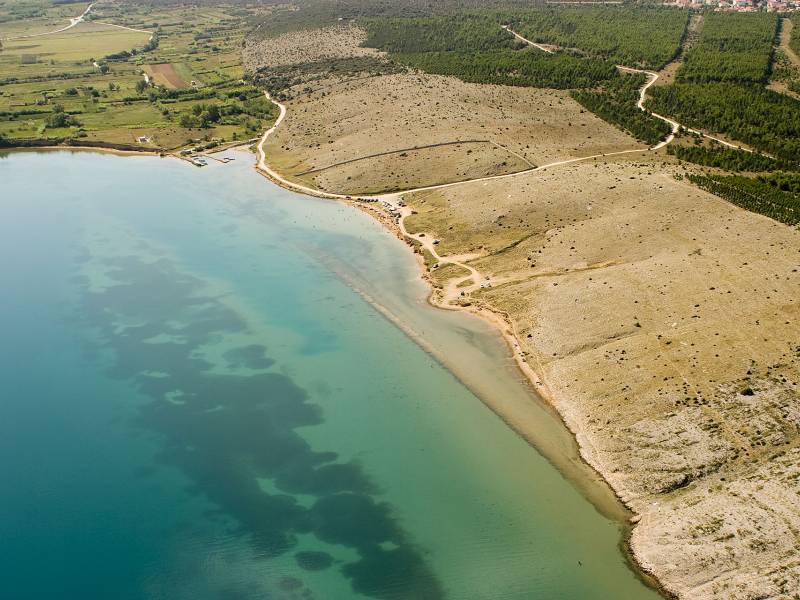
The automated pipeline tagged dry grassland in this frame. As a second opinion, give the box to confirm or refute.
[254,24,800,597]
[264,71,640,193]
[404,157,800,599]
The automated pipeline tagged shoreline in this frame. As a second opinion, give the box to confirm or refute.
[0,136,259,160]
[251,114,673,598]
[11,140,671,598]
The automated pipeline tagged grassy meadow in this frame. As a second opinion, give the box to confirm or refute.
[0,0,275,151]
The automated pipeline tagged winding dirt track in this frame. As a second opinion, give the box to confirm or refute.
[5,3,94,40]
[507,28,749,152]
[5,4,154,43]
[255,88,651,298]
[255,25,758,297]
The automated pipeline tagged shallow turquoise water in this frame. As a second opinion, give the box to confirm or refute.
[0,150,661,600]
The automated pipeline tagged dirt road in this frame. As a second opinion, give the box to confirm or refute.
[6,2,94,40]
[509,27,750,152]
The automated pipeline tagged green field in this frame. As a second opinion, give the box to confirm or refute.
[2,21,150,65]
[0,0,276,150]
[0,0,89,37]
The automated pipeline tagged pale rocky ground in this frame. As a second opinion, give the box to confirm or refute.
[263,72,640,194]
[243,23,380,69]
[406,158,800,599]
[249,26,800,599]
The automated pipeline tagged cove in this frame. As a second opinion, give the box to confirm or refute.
[0,149,661,600]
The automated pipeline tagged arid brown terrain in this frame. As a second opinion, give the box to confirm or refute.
[407,158,800,599]
[247,24,800,600]
[249,26,639,194]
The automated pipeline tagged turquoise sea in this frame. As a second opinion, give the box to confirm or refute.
[0,150,661,600]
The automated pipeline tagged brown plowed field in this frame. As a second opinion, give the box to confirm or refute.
[148,63,186,88]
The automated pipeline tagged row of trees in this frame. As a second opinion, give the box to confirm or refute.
[677,13,778,84]
[572,73,671,145]
[393,49,617,90]
[688,172,799,226]
[647,82,800,162]
[104,32,159,62]
[667,143,798,172]
[251,56,403,100]
[129,77,276,129]
[498,7,689,70]
[178,98,273,128]
[175,93,275,128]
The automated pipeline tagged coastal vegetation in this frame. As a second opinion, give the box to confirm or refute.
[687,172,800,225]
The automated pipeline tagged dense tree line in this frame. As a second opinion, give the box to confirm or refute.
[497,7,688,69]
[362,16,521,53]
[677,13,778,84]
[792,16,800,57]
[572,73,671,144]
[361,13,620,89]
[688,172,800,225]
[667,143,798,172]
[250,56,403,99]
[251,0,545,39]
[393,49,617,90]
[759,172,800,193]
[648,82,800,161]
[103,31,160,62]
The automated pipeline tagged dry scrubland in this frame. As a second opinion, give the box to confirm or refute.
[250,25,638,193]
[254,23,800,599]
[264,72,639,193]
[405,158,800,599]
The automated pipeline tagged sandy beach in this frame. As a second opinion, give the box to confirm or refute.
[249,92,672,596]
[251,56,800,597]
